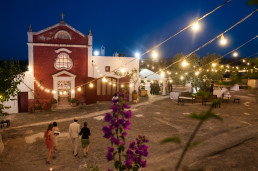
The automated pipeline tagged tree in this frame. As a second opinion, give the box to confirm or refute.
[0,59,24,115]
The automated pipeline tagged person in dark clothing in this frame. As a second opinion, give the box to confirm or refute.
[168,81,173,93]
[79,122,91,157]
[210,81,214,95]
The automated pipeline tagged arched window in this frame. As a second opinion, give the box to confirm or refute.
[54,53,73,70]
[54,30,71,40]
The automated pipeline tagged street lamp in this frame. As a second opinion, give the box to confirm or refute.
[135,52,140,59]
[94,50,100,56]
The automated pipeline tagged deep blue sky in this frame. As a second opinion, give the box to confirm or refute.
[0,0,257,60]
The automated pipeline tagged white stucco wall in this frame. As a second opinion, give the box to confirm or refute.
[3,71,34,114]
[92,56,140,101]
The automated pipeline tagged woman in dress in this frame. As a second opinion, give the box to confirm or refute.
[44,124,54,164]
[52,121,59,153]
[79,122,91,157]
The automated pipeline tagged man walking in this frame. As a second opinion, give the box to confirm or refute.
[69,117,80,157]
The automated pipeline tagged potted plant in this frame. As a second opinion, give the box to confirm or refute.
[70,98,78,107]
[50,98,57,108]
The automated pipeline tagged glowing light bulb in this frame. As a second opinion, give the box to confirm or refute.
[243,59,246,63]
[182,60,189,67]
[169,80,172,83]
[129,83,133,87]
[180,76,184,80]
[219,35,228,46]
[233,52,238,57]
[121,84,124,88]
[60,91,63,95]
[89,83,94,88]
[71,89,75,93]
[135,52,140,58]
[77,87,81,91]
[63,91,67,95]
[52,90,56,94]
[161,72,165,77]
[152,51,158,59]
[192,22,200,32]
[113,83,116,87]
[94,50,99,56]
[195,71,200,76]
[212,63,216,67]
[102,77,107,82]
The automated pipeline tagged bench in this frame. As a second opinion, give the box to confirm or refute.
[0,120,10,129]
[222,94,231,103]
[234,98,240,104]
[178,92,196,104]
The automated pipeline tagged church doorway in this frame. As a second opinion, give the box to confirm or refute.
[57,81,71,106]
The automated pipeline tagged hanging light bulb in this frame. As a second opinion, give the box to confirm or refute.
[242,59,246,63]
[77,87,81,91]
[129,83,133,87]
[191,22,200,32]
[121,68,126,74]
[121,84,124,88]
[60,91,63,95]
[195,71,200,76]
[152,50,158,59]
[63,91,67,95]
[89,83,94,88]
[182,60,189,67]
[169,80,173,83]
[180,76,184,80]
[212,63,216,67]
[113,83,116,87]
[219,34,228,46]
[233,52,238,57]
[71,89,75,93]
[161,72,165,78]
[52,90,56,94]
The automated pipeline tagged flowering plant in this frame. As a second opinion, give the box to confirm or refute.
[103,92,148,170]
[50,98,57,104]
[70,98,78,103]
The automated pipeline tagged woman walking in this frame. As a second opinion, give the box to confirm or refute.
[44,124,54,164]
[52,121,59,153]
[79,122,91,157]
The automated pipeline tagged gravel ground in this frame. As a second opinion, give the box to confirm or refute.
[0,89,257,171]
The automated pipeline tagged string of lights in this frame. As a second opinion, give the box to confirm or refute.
[143,9,258,80]
[166,36,258,80]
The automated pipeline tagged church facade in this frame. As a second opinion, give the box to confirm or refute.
[4,18,139,113]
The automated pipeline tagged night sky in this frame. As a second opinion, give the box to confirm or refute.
[0,0,257,61]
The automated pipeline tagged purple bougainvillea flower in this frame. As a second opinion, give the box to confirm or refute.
[122,132,127,138]
[107,147,114,153]
[129,142,135,149]
[118,118,125,124]
[104,113,113,122]
[113,121,120,128]
[102,125,112,138]
[123,103,131,109]
[126,149,134,155]
[111,136,120,145]
[111,105,119,113]
[122,120,131,130]
[124,110,132,119]
[125,159,132,168]
[106,151,113,161]
[140,160,147,168]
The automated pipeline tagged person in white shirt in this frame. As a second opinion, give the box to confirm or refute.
[69,117,80,157]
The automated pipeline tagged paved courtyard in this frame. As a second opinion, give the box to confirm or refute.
[0,89,258,171]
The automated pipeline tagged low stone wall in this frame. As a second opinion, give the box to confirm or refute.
[248,79,258,88]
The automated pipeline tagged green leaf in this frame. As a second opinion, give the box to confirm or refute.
[188,141,201,149]
[189,111,222,121]
[114,161,120,169]
[160,136,181,144]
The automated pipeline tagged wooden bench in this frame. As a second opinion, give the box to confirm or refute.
[0,120,10,129]
[222,94,231,103]
[234,98,240,104]
[178,92,195,104]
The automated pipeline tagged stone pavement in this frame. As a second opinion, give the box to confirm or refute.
[0,90,258,171]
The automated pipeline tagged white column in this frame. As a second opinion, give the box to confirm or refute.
[162,79,166,95]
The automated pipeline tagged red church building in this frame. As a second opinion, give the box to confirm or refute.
[4,16,139,113]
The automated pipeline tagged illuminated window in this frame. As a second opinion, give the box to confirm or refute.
[54,53,73,70]
[54,30,71,40]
